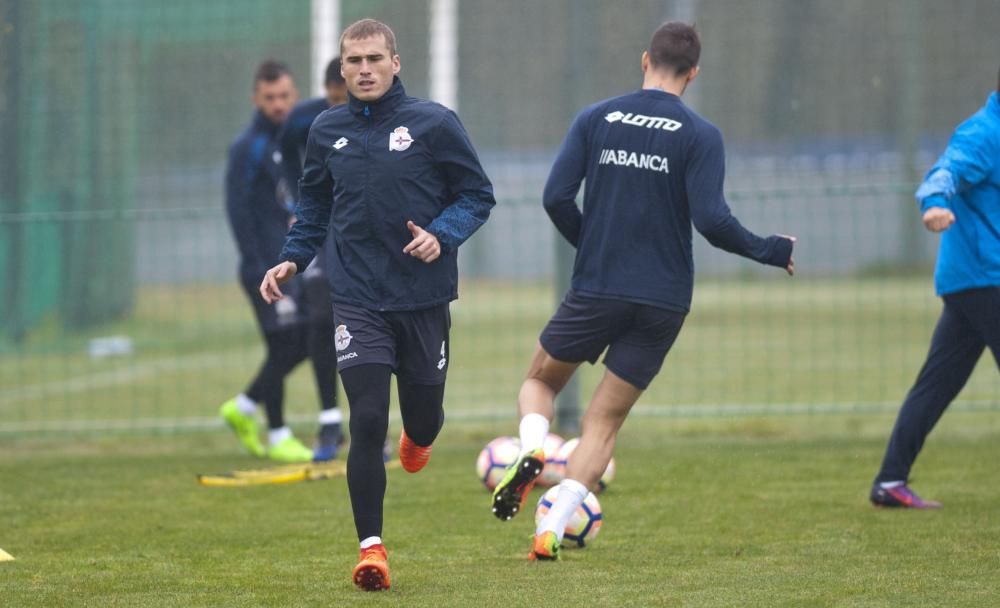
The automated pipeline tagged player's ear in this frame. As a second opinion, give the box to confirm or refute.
[687,65,700,83]
[641,51,649,74]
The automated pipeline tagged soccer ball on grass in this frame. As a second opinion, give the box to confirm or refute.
[534,485,603,548]
[553,437,616,493]
[475,436,521,491]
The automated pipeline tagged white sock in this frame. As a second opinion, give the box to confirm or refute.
[319,408,343,425]
[880,480,905,489]
[519,413,550,455]
[268,426,292,446]
[235,394,257,416]
[360,536,382,549]
[537,478,589,541]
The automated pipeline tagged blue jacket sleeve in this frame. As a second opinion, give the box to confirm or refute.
[686,125,792,268]
[916,118,997,212]
[424,110,496,253]
[225,138,267,280]
[279,125,333,272]
[541,111,588,248]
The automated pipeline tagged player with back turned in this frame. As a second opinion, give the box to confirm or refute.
[489,22,797,561]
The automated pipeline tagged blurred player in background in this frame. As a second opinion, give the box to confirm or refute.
[280,56,348,187]
[260,19,495,590]
[277,57,349,461]
[490,22,796,561]
[220,59,337,463]
[870,68,1000,509]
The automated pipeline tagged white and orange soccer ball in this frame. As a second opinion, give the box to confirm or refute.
[475,436,521,491]
[537,432,566,487]
[553,437,616,493]
[534,486,603,548]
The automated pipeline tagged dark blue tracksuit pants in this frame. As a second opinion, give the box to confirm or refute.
[875,287,1000,483]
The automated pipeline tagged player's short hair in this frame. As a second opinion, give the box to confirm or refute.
[647,22,700,77]
[325,57,345,86]
[340,18,398,57]
[254,59,292,88]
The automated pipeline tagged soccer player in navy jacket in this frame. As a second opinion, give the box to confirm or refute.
[277,57,349,461]
[870,68,1000,509]
[489,22,796,560]
[221,60,324,464]
[260,19,495,590]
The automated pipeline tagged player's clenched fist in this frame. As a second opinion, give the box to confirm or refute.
[922,206,956,233]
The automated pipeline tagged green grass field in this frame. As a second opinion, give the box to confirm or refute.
[2,413,1000,606]
[2,277,999,604]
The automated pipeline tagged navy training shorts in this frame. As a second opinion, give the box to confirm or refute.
[331,302,451,384]
[540,289,685,389]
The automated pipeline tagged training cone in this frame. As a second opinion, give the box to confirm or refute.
[0,548,14,561]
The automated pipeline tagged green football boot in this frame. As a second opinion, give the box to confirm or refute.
[269,435,314,463]
[491,448,545,521]
[219,398,265,457]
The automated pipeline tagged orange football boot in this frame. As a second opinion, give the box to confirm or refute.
[399,430,433,473]
[352,544,391,591]
[528,530,560,561]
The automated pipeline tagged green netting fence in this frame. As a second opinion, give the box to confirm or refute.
[2,0,999,434]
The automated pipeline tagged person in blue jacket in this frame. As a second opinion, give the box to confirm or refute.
[260,19,495,591]
[220,60,314,464]
[277,57,349,461]
[280,57,348,191]
[488,22,796,561]
[870,69,1000,509]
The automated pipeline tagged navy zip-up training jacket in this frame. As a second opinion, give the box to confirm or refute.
[544,88,792,313]
[225,110,293,289]
[279,77,495,311]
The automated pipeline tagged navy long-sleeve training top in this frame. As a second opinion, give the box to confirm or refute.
[225,110,292,289]
[544,88,792,313]
[279,77,495,311]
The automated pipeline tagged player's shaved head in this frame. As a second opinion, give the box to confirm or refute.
[647,21,700,77]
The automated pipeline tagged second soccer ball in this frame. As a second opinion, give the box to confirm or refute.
[550,437,616,493]
[475,436,521,491]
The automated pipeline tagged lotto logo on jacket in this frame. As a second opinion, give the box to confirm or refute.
[604,110,683,131]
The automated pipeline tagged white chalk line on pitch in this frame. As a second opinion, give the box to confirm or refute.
[1,399,998,434]
[0,350,242,407]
